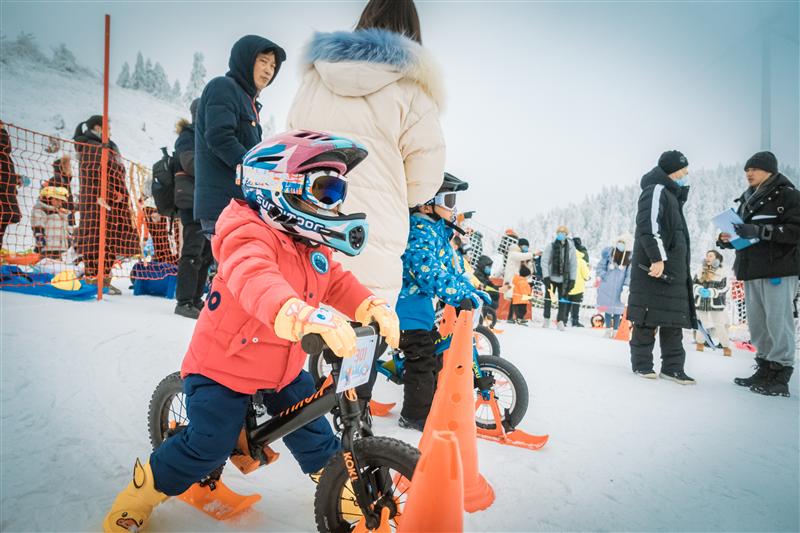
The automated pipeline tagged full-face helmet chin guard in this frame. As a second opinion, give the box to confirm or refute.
[240,130,370,257]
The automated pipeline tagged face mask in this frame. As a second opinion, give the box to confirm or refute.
[483,266,492,275]
[520,245,529,252]
[711,259,721,268]
[616,243,626,252]
[675,176,688,187]
[556,233,566,241]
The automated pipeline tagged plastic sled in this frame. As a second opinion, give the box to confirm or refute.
[0,265,101,300]
[0,251,41,266]
[178,479,261,520]
[735,340,757,353]
[475,392,549,451]
[369,399,396,417]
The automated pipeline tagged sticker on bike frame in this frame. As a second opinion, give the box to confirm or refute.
[336,334,378,393]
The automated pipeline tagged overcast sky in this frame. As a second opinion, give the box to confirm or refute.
[3,1,798,232]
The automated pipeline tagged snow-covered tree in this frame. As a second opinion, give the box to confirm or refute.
[151,62,170,99]
[143,58,154,93]
[50,43,83,74]
[0,32,49,65]
[171,79,182,101]
[116,61,131,88]
[183,52,206,104]
[130,52,145,90]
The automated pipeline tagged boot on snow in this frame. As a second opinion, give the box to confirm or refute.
[734,357,769,387]
[751,362,793,397]
[103,458,168,532]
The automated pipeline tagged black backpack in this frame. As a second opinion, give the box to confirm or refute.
[151,146,176,216]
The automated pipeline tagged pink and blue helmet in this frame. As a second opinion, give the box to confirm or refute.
[238,130,369,256]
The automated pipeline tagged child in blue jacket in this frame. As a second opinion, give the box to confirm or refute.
[395,173,491,430]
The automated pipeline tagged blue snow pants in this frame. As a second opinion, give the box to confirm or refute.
[150,371,340,496]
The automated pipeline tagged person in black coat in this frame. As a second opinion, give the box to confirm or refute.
[0,123,22,249]
[474,254,501,307]
[628,150,697,384]
[174,99,214,319]
[718,151,800,397]
[193,35,286,236]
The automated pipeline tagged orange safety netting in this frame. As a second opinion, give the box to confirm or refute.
[0,122,180,290]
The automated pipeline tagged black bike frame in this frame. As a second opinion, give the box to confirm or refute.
[243,325,389,529]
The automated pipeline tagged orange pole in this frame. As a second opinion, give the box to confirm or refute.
[96,14,111,300]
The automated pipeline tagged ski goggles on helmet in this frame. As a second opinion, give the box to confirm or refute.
[428,191,457,210]
[303,169,348,210]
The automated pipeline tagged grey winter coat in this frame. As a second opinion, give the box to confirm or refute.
[541,238,577,283]
[596,246,631,315]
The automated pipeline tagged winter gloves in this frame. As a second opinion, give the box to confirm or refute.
[467,289,493,310]
[274,298,357,358]
[699,287,712,298]
[355,296,400,349]
[733,223,773,241]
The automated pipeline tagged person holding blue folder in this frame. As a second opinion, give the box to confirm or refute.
[718,151,800,398]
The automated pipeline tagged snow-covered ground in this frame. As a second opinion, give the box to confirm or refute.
[1,287,798,532]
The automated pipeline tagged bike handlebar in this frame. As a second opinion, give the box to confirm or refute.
[300,324,380,355]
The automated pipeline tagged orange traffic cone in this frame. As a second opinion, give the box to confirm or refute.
[614,307,632,342]
[438,305,458,338]
[419,309,495,513]
[398,431,464,533]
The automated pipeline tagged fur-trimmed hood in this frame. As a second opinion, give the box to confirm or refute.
[303,28,444,109]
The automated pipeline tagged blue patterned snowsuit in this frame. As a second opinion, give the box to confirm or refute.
[396,213,477,330]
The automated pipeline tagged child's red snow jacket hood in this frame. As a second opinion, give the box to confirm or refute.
[181,200,372,394]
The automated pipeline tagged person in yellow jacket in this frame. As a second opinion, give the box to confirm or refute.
[567,239,592,327]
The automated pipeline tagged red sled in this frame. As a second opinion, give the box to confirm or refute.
[369,399,396,417]
[475,392,549,451]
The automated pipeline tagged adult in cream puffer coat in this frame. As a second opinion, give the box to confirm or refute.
[287,28,446,305]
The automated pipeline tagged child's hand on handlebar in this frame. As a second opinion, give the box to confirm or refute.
[275,298,357,358]
[355,296,400,349]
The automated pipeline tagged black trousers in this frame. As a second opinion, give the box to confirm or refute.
[543,282,570,324]
[629,325,686,373]
[568,292,584,325]
[511,303,528,321]
[176,209,213,306]
[399,329,442,421]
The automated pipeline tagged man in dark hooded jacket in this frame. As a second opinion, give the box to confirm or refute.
[628,150,697,384]
[194,35,286,236]
[174,99,213,319]
[718,151,800,397]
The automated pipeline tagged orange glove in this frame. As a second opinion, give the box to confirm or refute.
[274,298,357,358]
[355,296,400,349]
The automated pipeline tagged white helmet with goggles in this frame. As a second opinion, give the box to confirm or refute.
[239,130,369,256]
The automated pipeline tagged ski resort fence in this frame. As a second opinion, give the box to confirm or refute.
[0,122,180,296]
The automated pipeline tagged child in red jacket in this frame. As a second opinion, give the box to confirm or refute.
[104,131,400,532]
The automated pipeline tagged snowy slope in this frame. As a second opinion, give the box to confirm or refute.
[2,56,187,165]
[2,289,798,532]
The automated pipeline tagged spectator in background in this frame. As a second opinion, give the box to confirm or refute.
[541,226,577,330]
[72,115,138,295]
[628,150,696,384]
[44,155,75,226]
[174,99,213,320]
[194,35,286,238]
[719,151,800,397]
[475,254,502,308]
[287,0,446,305]
[31,186,72,259]
[0,123,22,249]
[502,237,536,321]
[511,264,533,325]
[596,234,632,338]
[567,239,591,327]
[692,250,731,356]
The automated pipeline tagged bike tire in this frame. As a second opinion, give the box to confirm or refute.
[475,355,529,430]
[148,371,186,450]
[314,436,419,533]
[474,325,501,356]
[308,351,328,384]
